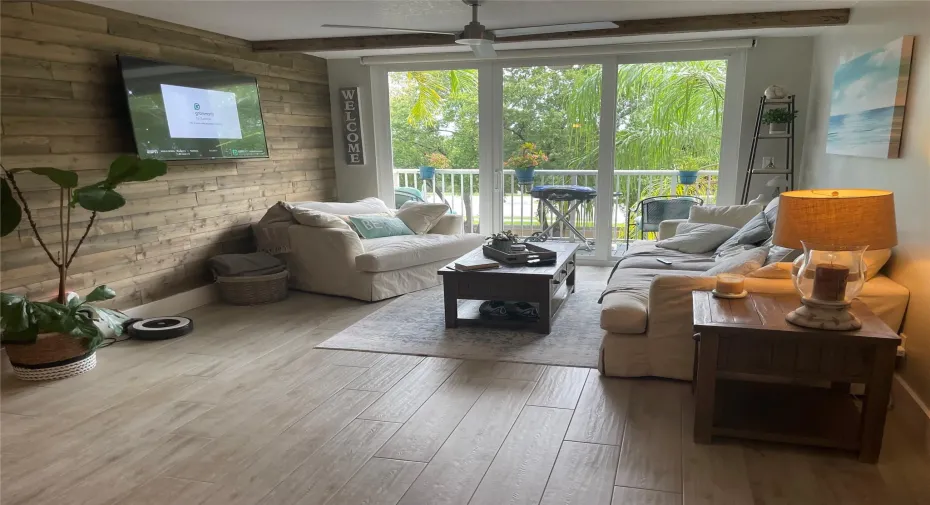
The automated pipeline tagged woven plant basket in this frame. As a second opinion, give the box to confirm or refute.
[216,270,289,305]
[5,332,96,381]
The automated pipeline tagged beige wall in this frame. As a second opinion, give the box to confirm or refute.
[802,4,930,404]
[736,37,813,203]
[0,1,336,308]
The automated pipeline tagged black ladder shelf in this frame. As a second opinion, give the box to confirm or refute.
[740,95,796,204]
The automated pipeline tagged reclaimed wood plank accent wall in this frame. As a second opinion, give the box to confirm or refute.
[0,1,336,308]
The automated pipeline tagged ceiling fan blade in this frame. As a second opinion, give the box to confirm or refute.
[491,21,618,38]
[321,24,457,35]
[471,41,496,59]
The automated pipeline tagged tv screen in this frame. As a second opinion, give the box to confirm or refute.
[119,56,269,161]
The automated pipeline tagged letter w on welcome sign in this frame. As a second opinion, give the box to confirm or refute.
[340,87,365,165]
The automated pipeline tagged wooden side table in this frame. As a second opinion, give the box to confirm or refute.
[691,291,900,463]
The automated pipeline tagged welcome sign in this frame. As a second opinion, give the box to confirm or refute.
[340,87,365,165]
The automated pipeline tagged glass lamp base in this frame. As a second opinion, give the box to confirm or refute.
[785,298,862,331]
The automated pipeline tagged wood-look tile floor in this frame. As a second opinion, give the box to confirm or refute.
[2,281,929,505]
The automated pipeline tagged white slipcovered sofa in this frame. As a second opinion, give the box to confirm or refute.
[599,198,910,380]
[253,198,485,301]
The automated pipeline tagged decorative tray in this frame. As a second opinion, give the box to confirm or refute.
[482,243,557,266]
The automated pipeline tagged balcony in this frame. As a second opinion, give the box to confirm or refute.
[394,168,719,256]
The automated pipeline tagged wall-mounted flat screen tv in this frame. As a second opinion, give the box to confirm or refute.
[119,55,269,161]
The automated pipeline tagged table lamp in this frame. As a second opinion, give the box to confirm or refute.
[773,189,896,330]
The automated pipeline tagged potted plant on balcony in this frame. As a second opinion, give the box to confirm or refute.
[419,152,450,181]
[0,155,168,380]
[505,142,548,187]
[761,108,798,135]
[674,155,713,185]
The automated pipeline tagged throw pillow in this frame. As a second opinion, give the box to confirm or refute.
[747,261,793,279]
[704,247,769,277]
[715,212,772,258]
[656,223,738,254]
[688,203,763,228]
[864,249,892,280]
[763,196,780,231]
[395,201,450,234]
[290,207,352,230]
[348,215,414,239]
[760,236,802,266]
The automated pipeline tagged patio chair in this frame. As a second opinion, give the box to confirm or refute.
[394,187,426,209]
[624,195,703,247]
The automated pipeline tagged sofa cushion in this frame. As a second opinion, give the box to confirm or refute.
[705,247,768,276]
[600,269,659,334]
[715,212,772,258]
[656,223,738,254]
[290,207,353,230]
[292,197,393,216]
[396,202,450,234]
[688,203,763,228]
[356,233,485,272]
[600,268,705,334]
[613,241,717,272]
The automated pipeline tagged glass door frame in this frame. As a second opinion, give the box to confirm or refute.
[370,48,746,264]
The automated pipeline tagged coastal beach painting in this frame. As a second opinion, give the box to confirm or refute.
[827,36,915,158]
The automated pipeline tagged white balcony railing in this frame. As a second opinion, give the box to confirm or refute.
[394,168,718,251]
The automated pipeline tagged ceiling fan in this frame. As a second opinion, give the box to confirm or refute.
[321,0,618,58]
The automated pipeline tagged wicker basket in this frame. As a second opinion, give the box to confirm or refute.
[5,332,96,381]
[216,270,289,305]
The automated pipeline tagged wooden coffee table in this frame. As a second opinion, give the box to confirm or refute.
[438,242,578,333]
[691,291,900,463]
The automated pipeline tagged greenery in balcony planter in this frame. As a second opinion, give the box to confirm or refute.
[0,155,168,349]
[505,142,548,185]
[761,108,798,125]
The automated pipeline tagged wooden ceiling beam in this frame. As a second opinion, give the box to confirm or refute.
[499,8,850,43]
[251,8,850,53]
[252,33,456,53]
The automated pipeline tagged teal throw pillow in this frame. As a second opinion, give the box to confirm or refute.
[349,215,414,239]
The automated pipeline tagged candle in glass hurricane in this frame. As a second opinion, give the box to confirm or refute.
[812,263,849,301]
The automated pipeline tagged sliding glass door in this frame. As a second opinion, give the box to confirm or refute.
[386,67,481,232]
[500,64,602,255]
[610,60,727,254]
[375,50,740,263]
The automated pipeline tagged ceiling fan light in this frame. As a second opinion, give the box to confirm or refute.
[455,37,484,46]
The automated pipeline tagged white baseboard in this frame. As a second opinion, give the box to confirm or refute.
[892,373,930,459]
[123,284,218,319]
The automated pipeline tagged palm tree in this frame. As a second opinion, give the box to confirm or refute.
[566,60,726,171]
[402,70,478,126]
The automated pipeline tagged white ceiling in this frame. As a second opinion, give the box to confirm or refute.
[90,0,859,58]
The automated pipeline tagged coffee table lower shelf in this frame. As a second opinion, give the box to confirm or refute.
[712,379,861,451]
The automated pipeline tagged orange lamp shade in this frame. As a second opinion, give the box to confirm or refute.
[772,189,897,250]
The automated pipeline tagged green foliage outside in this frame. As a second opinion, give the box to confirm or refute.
[389,60,727,174]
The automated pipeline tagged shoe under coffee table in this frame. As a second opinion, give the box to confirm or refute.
[438,242,578,334]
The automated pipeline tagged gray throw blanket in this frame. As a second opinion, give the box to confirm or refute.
[209,252,286,277]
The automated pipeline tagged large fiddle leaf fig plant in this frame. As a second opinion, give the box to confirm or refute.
[0,155,168,349]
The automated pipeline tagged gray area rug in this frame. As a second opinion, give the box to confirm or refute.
[316,277,605,368]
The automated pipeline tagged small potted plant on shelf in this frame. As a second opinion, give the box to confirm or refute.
[761,108,799,135]
[488,231,518,252]
[419,152,450,181]
[505,142,547,187]
[0,155,168,380]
